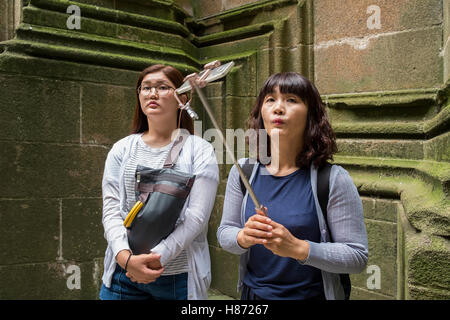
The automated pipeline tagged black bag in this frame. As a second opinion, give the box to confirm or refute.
[239,159,351,300]
[127,133,195,255]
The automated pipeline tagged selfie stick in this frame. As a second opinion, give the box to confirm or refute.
[175,61,266,216]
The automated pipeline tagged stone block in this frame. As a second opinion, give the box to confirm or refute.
[62,198,106,261]
[209,246,240,299]
[193,0,223,18]
[361,196,375,218]
[272,45,313,76]
[224,56,258,97]
[23,6,189,55]
[362,197,399,223]
[407,284,450,300]
[0,259,103,299]
[314,0,443,43]
[207,195,224,248]
[0,199,60,265]
[314,27,442,94]
[405,233,450,293]
[444,40,450,85]
[217,176,229,196]
[0,53,140,87]
[223,96,256,164]
[374,199,399,223]
[204,81,225,99]
[0,141,108,198]
[336,139,424,160]
[75,0,115,9]
[0,74,80,143]
[224,96,255,131]
[174,0,193,17]
[423,132,450,162]
[256,45,314,93]
[350,287,392,300]
[327,103,437,125]
[81,83,136,145]
[351,219,397,298]
[223,0,261,11]
[444,0,450,83]
[116,1,174,20]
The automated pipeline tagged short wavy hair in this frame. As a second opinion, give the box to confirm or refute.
[247,72,337,169]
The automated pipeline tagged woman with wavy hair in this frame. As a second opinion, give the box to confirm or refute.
[217,72,368,300]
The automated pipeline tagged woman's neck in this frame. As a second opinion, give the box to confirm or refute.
[266,133,303,176]
[142,118,177,148]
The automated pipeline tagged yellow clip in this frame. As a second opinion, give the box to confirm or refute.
[123,201,144,228]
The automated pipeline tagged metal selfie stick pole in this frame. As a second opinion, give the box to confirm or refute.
[177,61,266,215]
[192,81,265,213]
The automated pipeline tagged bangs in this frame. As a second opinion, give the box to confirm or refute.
[260,72,309,100]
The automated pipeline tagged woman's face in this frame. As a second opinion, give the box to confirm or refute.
[138,71,179,123]
[261,86,308,141]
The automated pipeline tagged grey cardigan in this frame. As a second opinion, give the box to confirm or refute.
[216,159,369,300]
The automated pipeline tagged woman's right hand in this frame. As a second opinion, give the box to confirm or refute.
[116,250,165,284]
[237,208,273,249]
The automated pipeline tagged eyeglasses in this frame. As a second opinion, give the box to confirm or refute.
[137,84,175,96]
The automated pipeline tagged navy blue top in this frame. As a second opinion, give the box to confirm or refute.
[243,165,324,299]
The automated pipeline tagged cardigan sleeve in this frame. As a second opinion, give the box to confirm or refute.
[101,139,131,259]
[217,161,249,255]
[299,166,369,274]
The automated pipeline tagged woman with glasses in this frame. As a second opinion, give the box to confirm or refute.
[99,64,219,300]
[217,72,368,300]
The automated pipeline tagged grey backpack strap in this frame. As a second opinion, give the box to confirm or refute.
[239,158,255,195]
[163,132,190,168]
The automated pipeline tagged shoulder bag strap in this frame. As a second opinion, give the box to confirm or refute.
[163,131,190,168]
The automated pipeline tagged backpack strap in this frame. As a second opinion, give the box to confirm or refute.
[239,158,255,196]
[317,162,332,240]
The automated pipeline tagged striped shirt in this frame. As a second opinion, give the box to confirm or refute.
[124,135,188,275]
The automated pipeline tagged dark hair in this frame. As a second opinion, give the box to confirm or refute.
[247,72,337,169]
[130,64,194,134]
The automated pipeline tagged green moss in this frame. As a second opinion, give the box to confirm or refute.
[335,156,449,236]
[323,88,439,109]
[29,0,191,36]
[22,5,198,56]
[16,23,200,66]
[193,21,274,47]
[0,52,140,86]
[423,104,450,136]
[6,39,199,72]
[405,233,450,293]
[333,121,424,137]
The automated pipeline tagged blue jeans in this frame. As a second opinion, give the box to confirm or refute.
[99,264,188,300]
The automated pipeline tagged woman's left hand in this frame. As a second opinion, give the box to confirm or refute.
[263,218,310,261]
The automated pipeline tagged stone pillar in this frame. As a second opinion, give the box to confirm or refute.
[444,0,450,84]
[0,0,21,42]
